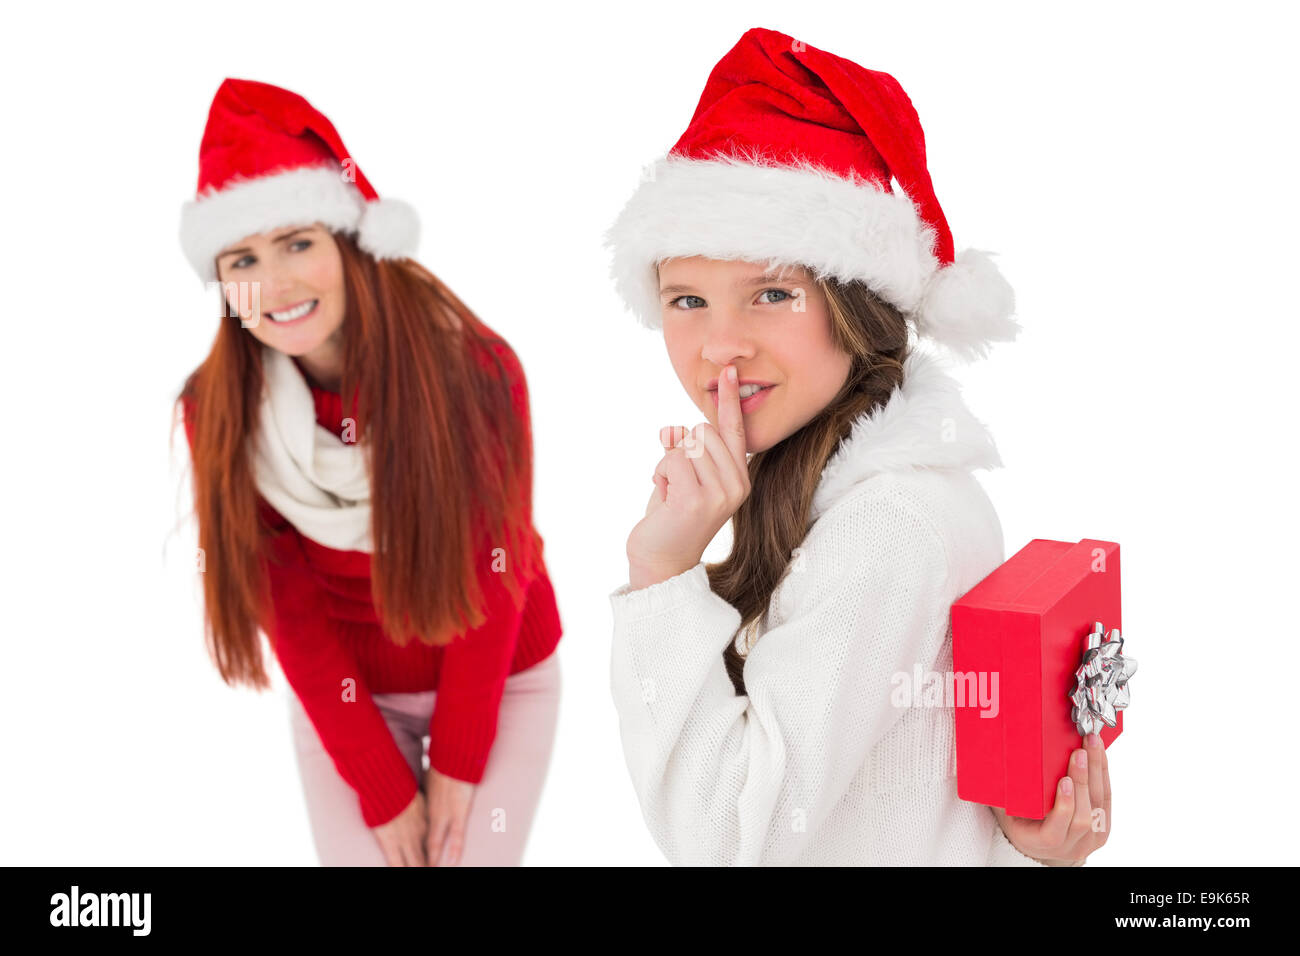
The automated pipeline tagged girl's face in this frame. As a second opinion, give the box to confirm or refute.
[659,256,852,454]
[214,223,346,357]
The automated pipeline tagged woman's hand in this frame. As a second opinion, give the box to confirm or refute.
[370,790,429,866]
[424,765,477,866]
[626,364,752,590]
[991,732,1112,866]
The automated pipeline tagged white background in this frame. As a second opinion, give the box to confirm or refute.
[2,0,1295,866]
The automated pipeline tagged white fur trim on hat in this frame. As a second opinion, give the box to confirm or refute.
[604,153,938,329]
[179,162,419,281]
[603,152,1018,362]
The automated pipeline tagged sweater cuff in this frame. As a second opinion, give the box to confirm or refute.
[349,742,421,828]
[427,688,503,784]
[610,562,718,623]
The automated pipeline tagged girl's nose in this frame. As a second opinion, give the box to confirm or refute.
[701,311,755,364]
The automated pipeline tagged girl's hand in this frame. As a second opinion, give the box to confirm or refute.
[370,790,429,866]
[991,732,1112,866]
[627,364,752,589]
[424,765,477,866]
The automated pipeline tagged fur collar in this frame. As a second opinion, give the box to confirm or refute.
[809,348,1003,523]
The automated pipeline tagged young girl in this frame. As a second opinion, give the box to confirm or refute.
[174,79,562,866]
[604,28,1111,866]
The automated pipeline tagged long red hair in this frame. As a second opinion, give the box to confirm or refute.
[172,231,541,689]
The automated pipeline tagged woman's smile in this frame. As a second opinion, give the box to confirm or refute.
[266,298,320,326]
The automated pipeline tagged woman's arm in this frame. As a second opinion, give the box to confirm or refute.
[609,488,952,865]
[262,528,420,828]
[428,547,527,783]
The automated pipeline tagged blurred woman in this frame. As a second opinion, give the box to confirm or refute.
[174,78,562,866]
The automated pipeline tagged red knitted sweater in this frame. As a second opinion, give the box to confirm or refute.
[180,356,563,828]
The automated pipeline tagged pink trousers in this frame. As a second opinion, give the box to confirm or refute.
[287,652,561,866]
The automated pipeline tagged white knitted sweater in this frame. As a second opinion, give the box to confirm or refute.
[609,348,1047,866]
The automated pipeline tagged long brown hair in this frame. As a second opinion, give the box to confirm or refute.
[173,230,541,690]
[712,276,912,695]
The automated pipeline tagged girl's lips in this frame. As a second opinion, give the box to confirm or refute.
[710,384,775,414]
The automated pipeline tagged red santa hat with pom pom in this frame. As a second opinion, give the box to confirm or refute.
[179,78,418,282]
[604,27,1019,363]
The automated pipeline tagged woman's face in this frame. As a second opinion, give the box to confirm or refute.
[658,256,852,454]
[214,223,346,357]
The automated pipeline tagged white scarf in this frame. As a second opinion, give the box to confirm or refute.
[252,345,374,553]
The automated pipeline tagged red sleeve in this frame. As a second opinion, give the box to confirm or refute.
[263,526,420,827]
[428,561,527,783]
[428,340,536,782]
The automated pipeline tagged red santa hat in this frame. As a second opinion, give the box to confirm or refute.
[179,78,419,282]
[604,27,1020,362]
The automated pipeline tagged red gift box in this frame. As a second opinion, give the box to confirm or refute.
[950,538,1128,820]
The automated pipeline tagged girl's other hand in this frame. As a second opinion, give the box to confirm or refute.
[991,732,1112,866]
[371,790,429,866]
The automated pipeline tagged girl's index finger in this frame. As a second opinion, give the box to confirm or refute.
[717,364,747,467]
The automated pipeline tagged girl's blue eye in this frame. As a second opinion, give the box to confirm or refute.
[290,239,312,251]
[668,294,706,310]
[231,255,254,269]
[758,288,791,304]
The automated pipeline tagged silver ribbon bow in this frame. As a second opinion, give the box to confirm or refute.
[1067,621,1137,737]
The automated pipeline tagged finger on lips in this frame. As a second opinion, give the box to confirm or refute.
[657,363,748,494]
[717,364,747,462]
